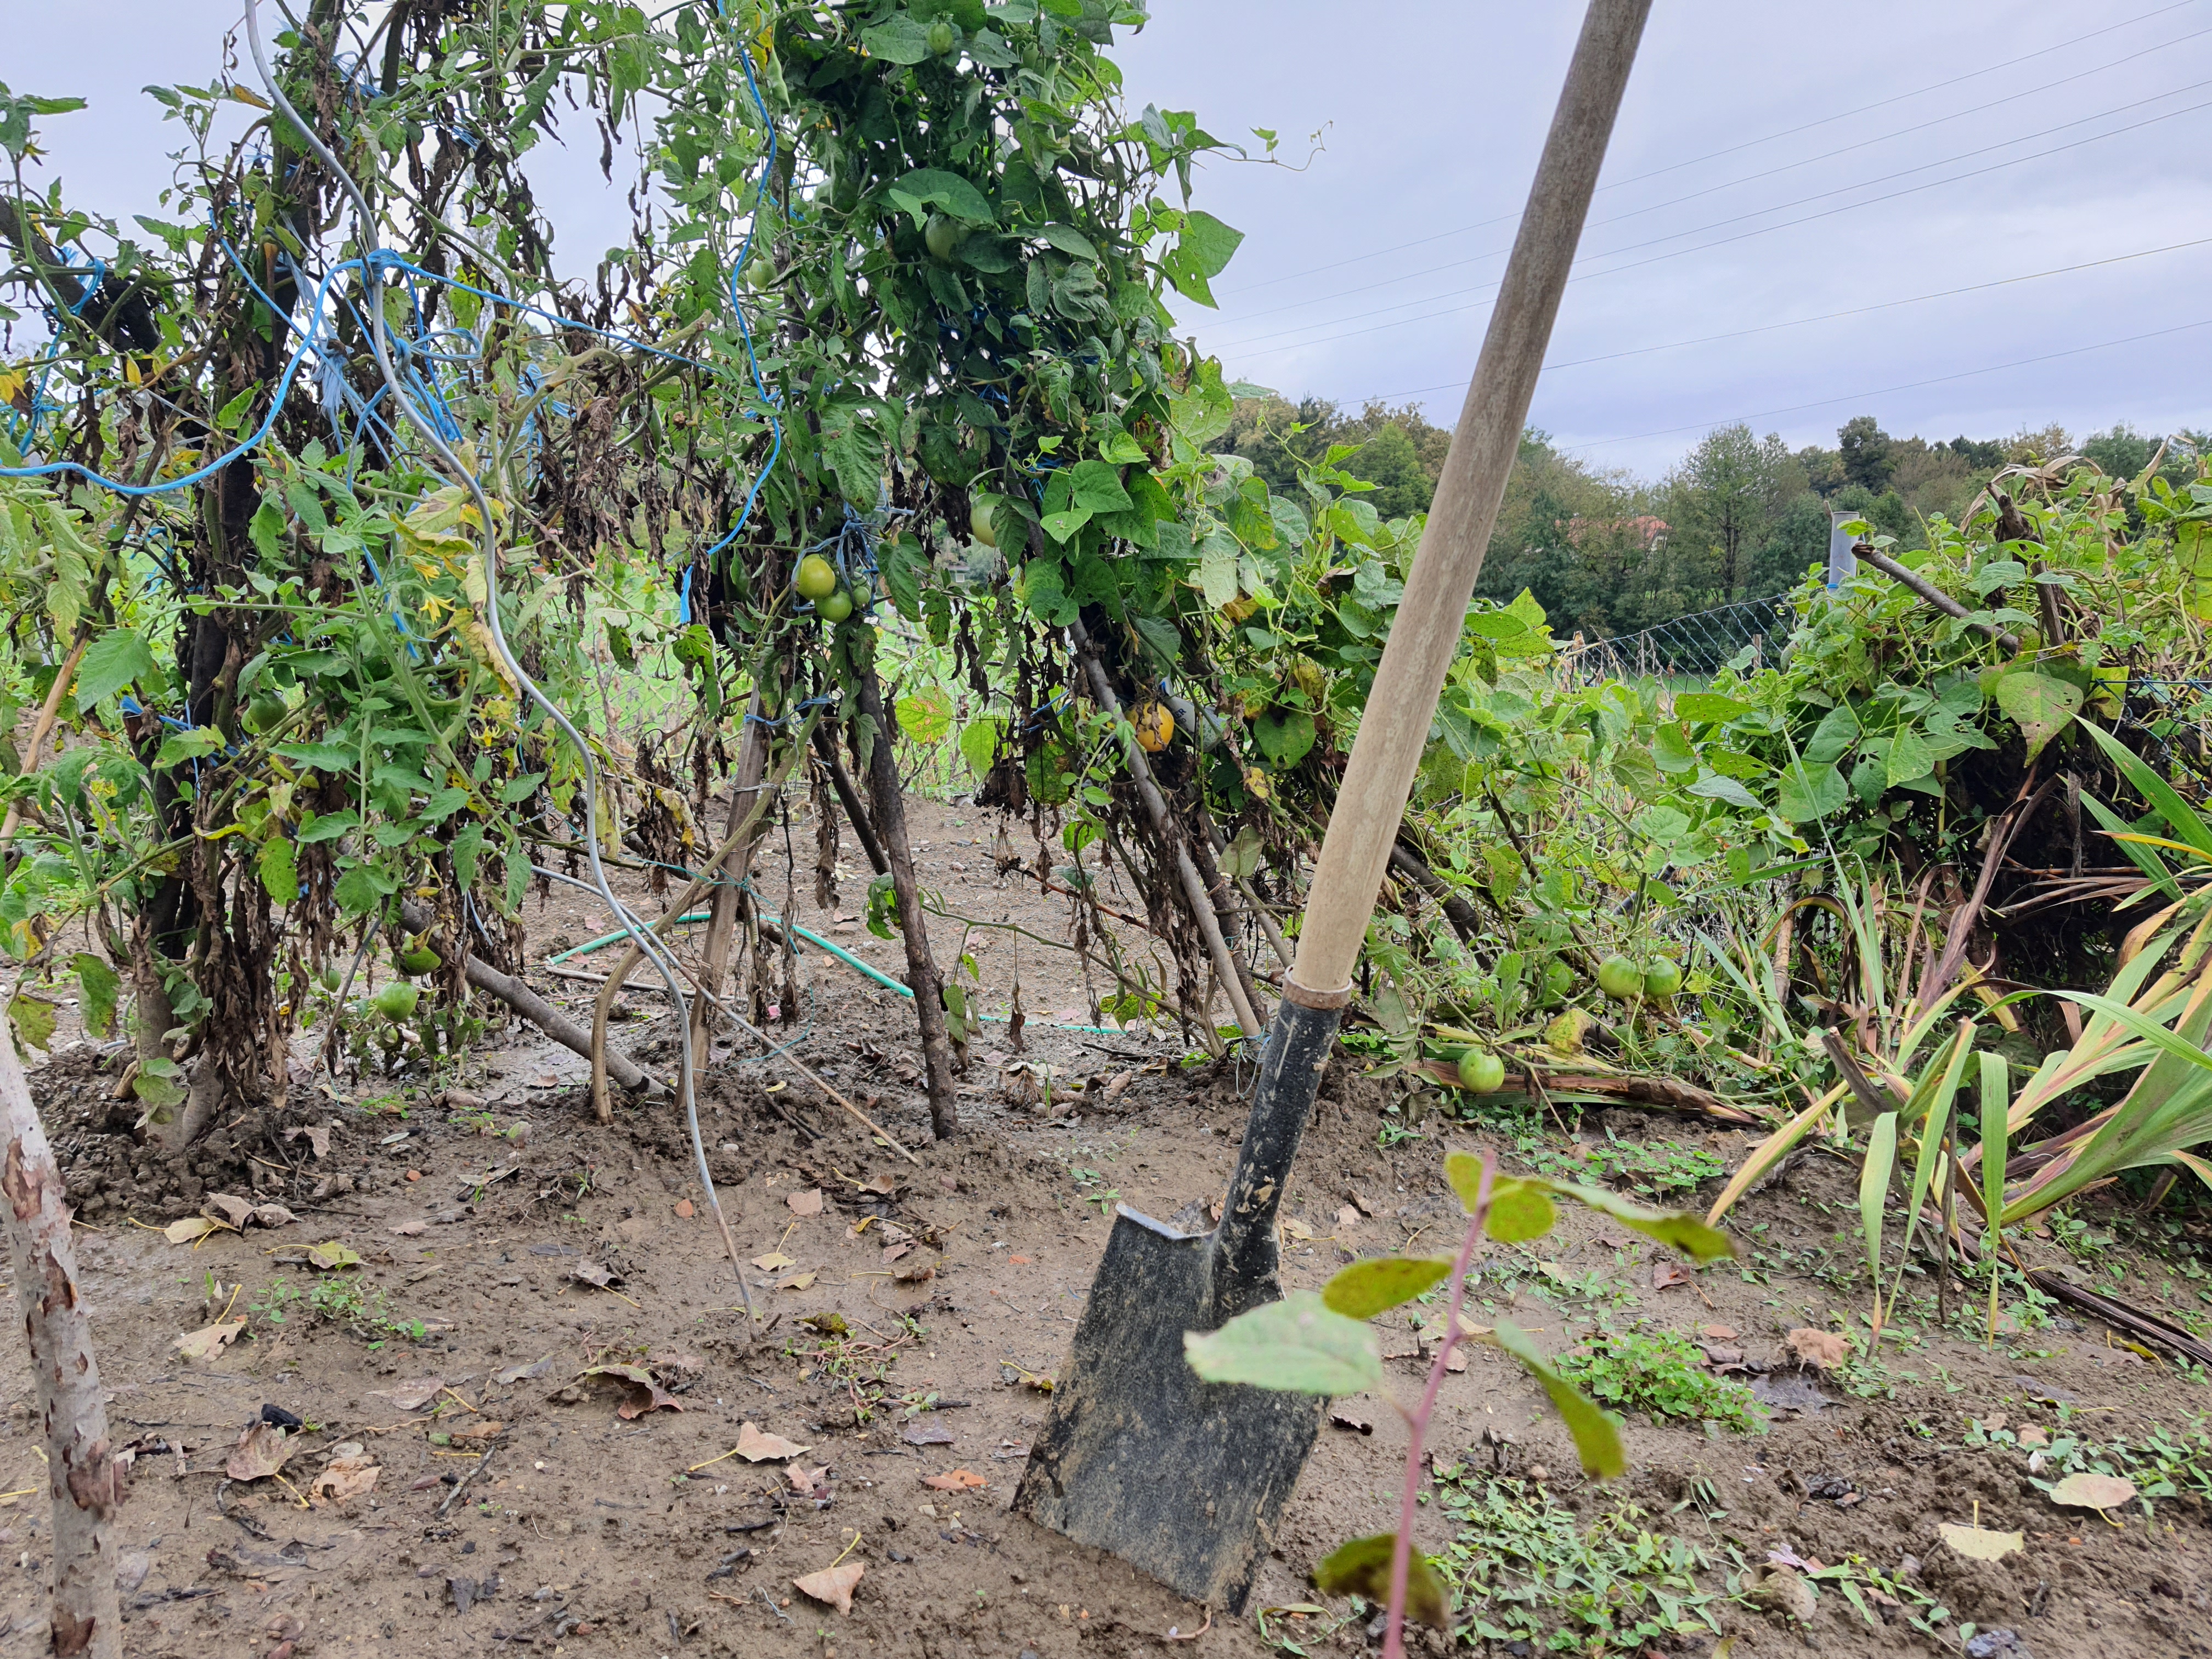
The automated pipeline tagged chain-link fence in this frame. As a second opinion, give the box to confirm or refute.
[1555,596,1794,688]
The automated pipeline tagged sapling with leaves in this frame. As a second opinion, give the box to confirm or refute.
[1183,1147,1733,1657]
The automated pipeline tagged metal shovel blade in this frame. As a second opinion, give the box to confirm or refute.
[1012,1000,1340,1611]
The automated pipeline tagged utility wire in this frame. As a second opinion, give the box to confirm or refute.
[1339,235,2212,404]
[1223,88,2212,360]
[1556,315,2212,452]
[1214,26,2212,334]
[1223,0,2203,296]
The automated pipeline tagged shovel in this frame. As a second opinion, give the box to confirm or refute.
[1011,0,1653,1612]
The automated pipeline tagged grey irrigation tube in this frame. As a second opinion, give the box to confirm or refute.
[241,0,755,1317]
[548,910,1128,1036]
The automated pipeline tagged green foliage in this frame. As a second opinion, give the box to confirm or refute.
[1321,1255,1453,1319]
[1312,1533,1448,1627]
[1182,1290,1381,1396]
[1550,1328,1763,1434]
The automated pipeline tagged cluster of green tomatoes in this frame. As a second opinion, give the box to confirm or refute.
[795,552,856,623]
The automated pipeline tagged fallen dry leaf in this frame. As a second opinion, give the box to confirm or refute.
[858,1172,900,1196]
[227,1421,295,1482]
[793,1560,865,1615]
[881,1241,913,1264]
[449,1419,504,1441]
[568,1260,623,1290]
[777,1270,819,1291]
[204,1193,256,1228]
[1329,1410,1373,1435]
[1279,1215,1313,1242]
[1652,1263,1692,1290]
[787,1463,828,1494]
[2049,1472,2137,1511]
[751,1250,796,1272]
[165,1216,228,1245]
[733,1421,812,1462]
[172,1318,246,1361]
[580,1364,685,1420]
[902,1423,955,1447]
[305,1239,362,1271]
[493,1355,556,1385]
[1335,1204,1362,1230]
[674,1198,695,1218]
[1937,1521,2024,1561]
[312,1455,378,1501]
[389,1220,427,1238]
[1701,1323,1739,1341]
[250,1203,296,1229]
[893,1259,935,1285]
[283,1121,333,1159]
[381,1377,445,1412]
[1785,1328,1850,1369]
[786,1188,825,1217]
[922,1468,987,1491]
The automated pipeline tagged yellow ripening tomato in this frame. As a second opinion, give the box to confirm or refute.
[1133,699,1174,754]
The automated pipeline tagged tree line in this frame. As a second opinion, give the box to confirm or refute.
[1227,397,2206,639]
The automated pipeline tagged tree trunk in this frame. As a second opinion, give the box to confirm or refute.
[1,1034,125,1658]
[691,691,772,1053]
[856,667,959,1139]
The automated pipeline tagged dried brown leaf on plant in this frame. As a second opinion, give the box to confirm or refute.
[733,1421,812,1461]
[227,1422,295,1481]
[793,1560,864,1615]
[1785,1328,1849,1369]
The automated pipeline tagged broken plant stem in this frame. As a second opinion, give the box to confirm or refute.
[1383,1149,1495,1659]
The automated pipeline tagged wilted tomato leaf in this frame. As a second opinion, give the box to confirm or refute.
[1312,1533,1448,1627]
[793,1559,864,1615]
[1321,1256,1453,1320]
[1183,1290,1382,1396]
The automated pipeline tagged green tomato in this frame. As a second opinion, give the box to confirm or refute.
[371,982,420,1022]
[817,588,854,624]
[795,554,839,600]
[1596,954,1645,1001]
[1643,959,1684,998]
[923,213,963,262]
[1541,959,1576,1005]
[926,17,957,54]
[319,964,341,992]
[398,946,442,976]
[969,496,998,548]
[242,693,286,735]
[1456,1049,1506,1094]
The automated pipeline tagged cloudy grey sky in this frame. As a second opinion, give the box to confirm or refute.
[9,2,2208,477]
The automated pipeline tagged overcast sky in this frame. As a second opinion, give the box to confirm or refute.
[9,2,2208,478]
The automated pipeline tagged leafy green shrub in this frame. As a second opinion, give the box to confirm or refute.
[1553,1328,1762,1432]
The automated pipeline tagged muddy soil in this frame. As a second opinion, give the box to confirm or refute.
[5,795,2212,1658]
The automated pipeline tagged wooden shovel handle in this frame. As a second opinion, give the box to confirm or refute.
[1289,0,1651,998]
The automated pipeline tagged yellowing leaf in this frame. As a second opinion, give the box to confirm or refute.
[2049,1472,2137,1511]
[1320,1256,1453,1320]
[165,1216,227,1245]
[1312,1533,1448,1627]
[1937,1522,2023,1561]
[306,1239,362,1270]
[1485,1178,1556,1244]
[1476,1321,1624,1479]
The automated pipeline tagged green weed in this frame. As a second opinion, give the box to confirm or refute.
[1552,1328,1764,1432]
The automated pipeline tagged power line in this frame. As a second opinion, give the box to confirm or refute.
[1558,316,2212,452]
[1222,0,2201,296]
[1220,89,2212,360]
[1335,235,2212,407]
[1212,20,2212,334]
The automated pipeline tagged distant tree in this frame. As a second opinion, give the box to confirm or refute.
[1750,490,1832,594]
[1662,424,1803,599]
[1944,435,2005,469]
[1224,396,1449,517]
[2004,424,2073,465]
[1838,415,1896,492]
[2080,424,2159,480]
[1342,422,1433,519]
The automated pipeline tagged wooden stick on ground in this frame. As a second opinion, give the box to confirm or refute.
[1066,619,1262,1038]
[855,670,961,1140]
[396,898,657,1093]
[1,1019,125,1659]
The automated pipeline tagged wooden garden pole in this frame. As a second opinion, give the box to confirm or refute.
[1288,0,1651,1003]
[2,1029,125,1658]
